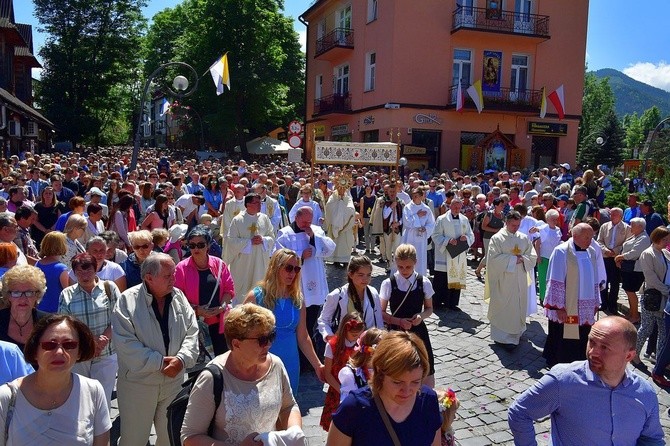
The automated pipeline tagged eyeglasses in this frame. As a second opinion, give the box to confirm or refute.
[9,290,40,299]
[149,176,158,179]
[241,330,277,347]
[284,264,301,273]
[75,264,95,271]
[188,242,208,250]
[132,243,151,250]
[40,340,79,351]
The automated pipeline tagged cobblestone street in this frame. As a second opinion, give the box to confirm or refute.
[111,251,670,445]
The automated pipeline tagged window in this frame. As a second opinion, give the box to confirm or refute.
[455,0,474,27]
[367,0,378,23]
[452,49,472,87]
[361,130,379,142]
[365,52,376,91]
[315,74,323,99]
[510,54,529,99]
[335,64,350,96]
[317,19,326,40]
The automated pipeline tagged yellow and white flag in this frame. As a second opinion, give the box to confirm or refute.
[540,87,547,118]
[466,80,484,113]
[209,53,230,95]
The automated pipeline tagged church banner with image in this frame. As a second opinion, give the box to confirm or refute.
[482,50,502,93]
[314,141,398,166]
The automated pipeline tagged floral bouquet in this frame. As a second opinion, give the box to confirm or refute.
[436,388,459,446]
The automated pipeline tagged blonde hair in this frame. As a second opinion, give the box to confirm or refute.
[151,228,169,247]
[370,331,429,395]
[2,265,47,304]
[259,248,303,310]
[63,213,87,234]
[39,231,68,257]
[394,244,417,263]
[128,230,153,245]
[224,303,275,349]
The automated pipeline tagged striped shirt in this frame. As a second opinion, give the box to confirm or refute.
[58,280,121,357]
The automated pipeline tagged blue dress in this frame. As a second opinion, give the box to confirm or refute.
[253,287,301,395]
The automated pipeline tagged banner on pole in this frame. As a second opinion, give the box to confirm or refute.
[314,141,398,166]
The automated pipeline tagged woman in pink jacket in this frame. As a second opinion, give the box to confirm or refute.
[174,225,235,355]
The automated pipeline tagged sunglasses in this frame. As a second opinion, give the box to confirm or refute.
[133,243,151,250]
[242,330,277,347]
[188,242,208,250]
[40,340,79,351]
[9,290,39,298]
[284,264,301,273]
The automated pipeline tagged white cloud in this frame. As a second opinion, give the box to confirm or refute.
[623,61,670,92]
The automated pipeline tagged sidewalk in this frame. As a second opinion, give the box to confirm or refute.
[111,253,670,445]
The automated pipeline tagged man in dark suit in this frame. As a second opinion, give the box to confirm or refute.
[350,176,366,243]
[280,174,300,212]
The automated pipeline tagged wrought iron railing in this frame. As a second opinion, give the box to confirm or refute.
[314,93,352,115]
[316,27,355,56]
[452,6,549,37]
[448,84,542,110]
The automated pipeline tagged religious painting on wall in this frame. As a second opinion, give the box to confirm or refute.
[486,0,502,19]
[482,50,502,93]
[485,139,506,171]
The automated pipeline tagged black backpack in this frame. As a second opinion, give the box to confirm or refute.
[167,363,224,446]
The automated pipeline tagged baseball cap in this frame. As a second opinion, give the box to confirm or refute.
[557,194,569,202]
[560,163,571,170]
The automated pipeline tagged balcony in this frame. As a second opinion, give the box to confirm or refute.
[315,28,354,59]
[448,85,542,113]
[451,6,549,39]
[313,93,352,116]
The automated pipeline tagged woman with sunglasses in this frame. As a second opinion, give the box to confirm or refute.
[58,253,122,409]
[122,230,155,288]
[0,265,48,352]
[245,248,324,395]
[0,314,111,445]
[31,186,61,249]
[175,225,234,356]
[203,177,222,218]
[181,303,305,445]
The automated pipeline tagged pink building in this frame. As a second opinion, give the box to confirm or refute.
[300,0,589,173]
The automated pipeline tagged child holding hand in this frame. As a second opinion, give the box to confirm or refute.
[337,327,385,403]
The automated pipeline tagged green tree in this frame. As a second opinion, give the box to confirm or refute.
[143,0,304,152]
[577,109,625,169]
[34,0,147,146]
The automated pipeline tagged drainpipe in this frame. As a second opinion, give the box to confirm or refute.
[298,14,309,158]
[0,106,6,130]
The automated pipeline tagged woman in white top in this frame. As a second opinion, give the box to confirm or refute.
[0,314,111,445]
[181,303,305,445]
[317,255,384,341]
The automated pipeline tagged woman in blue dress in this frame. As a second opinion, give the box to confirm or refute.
[245,248,324,394]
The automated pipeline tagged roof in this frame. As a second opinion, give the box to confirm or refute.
[0,0,24,45]
[0,86,55,129]
[14,24,41,67]
[299,0,328,21]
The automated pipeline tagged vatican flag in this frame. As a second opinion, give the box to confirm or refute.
[209,53,231,95]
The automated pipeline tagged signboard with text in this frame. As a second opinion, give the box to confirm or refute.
[527,121,568,136]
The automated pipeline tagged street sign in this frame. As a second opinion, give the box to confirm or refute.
[288,120,303,135]
[288,134,302,148]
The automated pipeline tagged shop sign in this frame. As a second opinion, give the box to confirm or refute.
[331,124,349,136]
[527,121,568,136]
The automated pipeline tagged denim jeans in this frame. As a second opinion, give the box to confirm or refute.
[652,312,670,376]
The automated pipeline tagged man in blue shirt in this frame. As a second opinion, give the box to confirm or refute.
[623,193,642,224]
[508,316,664,445]
[640,199,666,235]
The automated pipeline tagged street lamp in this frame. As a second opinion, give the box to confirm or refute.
[640,116,670,177]
[131,62,199,171]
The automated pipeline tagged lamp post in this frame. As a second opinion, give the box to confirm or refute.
[131,62,199,171]
[640,116,670,177]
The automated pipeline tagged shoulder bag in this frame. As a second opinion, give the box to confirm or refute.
[373,393,402,446]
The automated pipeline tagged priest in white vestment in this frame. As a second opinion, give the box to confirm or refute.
[432,197,474,310]
[224,193,275,304]
[485,211,537,348]
[220,184,246,243]
[542,223,601,367]
[324,181,356,265]
[401,188,436,276]
[288,185,323,225]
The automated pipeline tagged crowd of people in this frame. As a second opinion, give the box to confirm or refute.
[0,147,663,445]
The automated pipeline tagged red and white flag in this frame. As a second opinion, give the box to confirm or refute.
[456,82,464,112]
[547,85,565,119]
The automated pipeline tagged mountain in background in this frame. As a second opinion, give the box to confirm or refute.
[591,68,670,117]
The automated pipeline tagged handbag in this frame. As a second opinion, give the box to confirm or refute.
[643,288,663,312]
[197,260,225,360]
[373,393,402,446]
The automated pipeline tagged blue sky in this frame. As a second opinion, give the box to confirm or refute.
[14,0,670,91]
